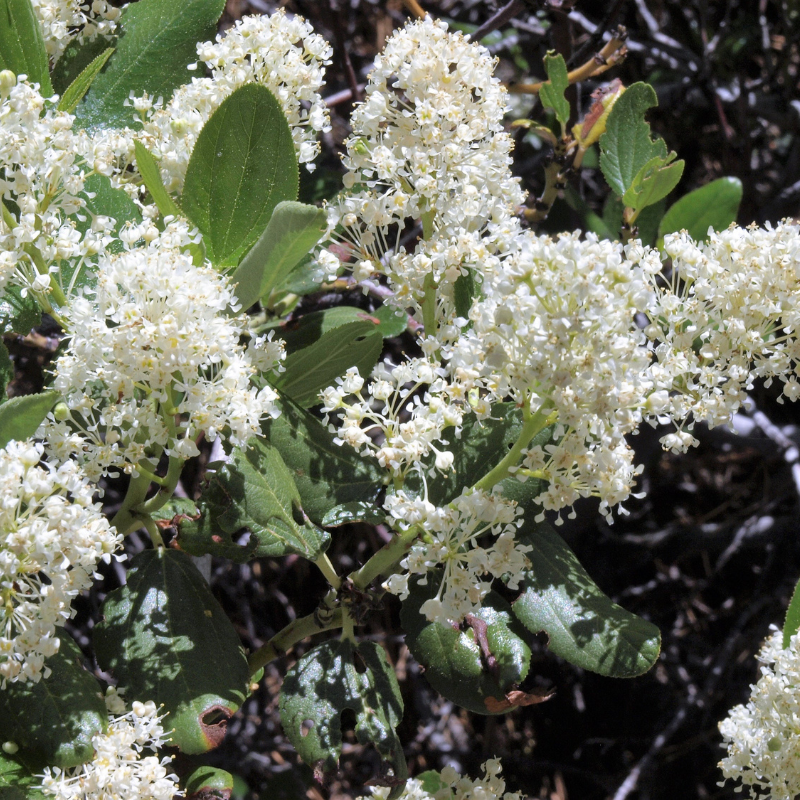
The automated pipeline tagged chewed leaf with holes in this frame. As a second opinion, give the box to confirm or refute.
[93,549,249,754]
[175,437,330,562]
[512,522,660,677]
[400,578,545,715]
[279,639,407,788]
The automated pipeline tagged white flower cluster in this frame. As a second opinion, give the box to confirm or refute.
[646,221,800,451]
[0,440,122,685]
[451,231,661,522]
[718,628,800,799]
[31,0,120,65]
[84,10,332,192]
[42,221,281,478]
[362,759,523,800]
[321,360,463,479]
[0,76,110,298]
[324,15,523,315]
[40,700,180,800]
[383,488,530,624]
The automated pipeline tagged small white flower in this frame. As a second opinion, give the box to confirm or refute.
[0,440,122,685]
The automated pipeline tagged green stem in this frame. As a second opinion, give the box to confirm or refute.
[472,404,557,492]
[110,465,154,535]
[143,516,165,548]
[421,272,437,340]
[340,607,355,642]
[247,608,344,676]
[351,526,421,590]
[314,553,341,590]
[136,456,183,516]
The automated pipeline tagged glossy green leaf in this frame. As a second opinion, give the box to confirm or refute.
[416,772,448,795]
[0,341,12,402]
[600,82,672,199]
[0,287,40,335]
[783,574,800,649]
[320,501,385,527]
[0,637,107,770]
[406,403,552,508]
[279,639,407,784]
[539,51,570,126]
[261,391,383,525]
[231,201,327,311]
[75,0,225,130]
[185,765,235,799]
[512,522,660,677]
[57,47,114,113]
[401,580,532,715]
[622,153,684,214]
[176,437,330,562]
[94,548,249,754]
[0,0,52,96]
[0,390,58,448]
[182,84,299,267]
[275,308,383,408]
[658,176,743,244]
[133,140,182,219]
[0,751,46,799]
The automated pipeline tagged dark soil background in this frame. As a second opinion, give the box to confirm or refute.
[8,1,800,798]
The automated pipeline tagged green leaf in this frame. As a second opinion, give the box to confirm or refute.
[182,84,299,267]
[600,82,671,199]
[658,176,743,244]
[0,0,52,96]
[176,438,330,562]
[57,47,114,114]
[406,404,552,509]
[94,548,250,754]
[133,140,183,219]
[633,198,666,247]
[320,501,385,527]
[622,153,684,214]
[279,639,407,784]
[512,522,661,677]
[185,765,235,799]
[51,36,112,95]
[0,341,12,402]
[275,309,383,408]
[453,271,476,321]
[783,574,800,649]
[0,637,107,770]
[0,390,58,448]
[401,580,532,715]
[75,0,226,130]
[261,391,383,525]
[72,173,142,263]
[0,752,46,799]
[231,201,327,311]
[539,51,570,127]
[0,287,40,336]
[374,305,408,339]
[417,772,448,795]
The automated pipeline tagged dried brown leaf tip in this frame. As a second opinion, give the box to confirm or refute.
[484,687,556,713]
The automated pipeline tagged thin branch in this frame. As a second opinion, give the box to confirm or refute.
[471,0,526,42]
[402,0,426,19]
[509,28,627,94]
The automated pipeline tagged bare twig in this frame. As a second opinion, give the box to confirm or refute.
[330,1,361,104]
[471,0,526,42]
[612,594,773,800]
[402,0,426,19]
